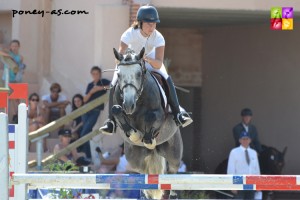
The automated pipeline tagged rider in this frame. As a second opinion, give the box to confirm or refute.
[100,5,193,134]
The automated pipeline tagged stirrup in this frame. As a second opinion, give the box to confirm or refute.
[176,111,193,128]
[99,119,116,135]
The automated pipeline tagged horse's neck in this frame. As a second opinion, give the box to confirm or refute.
[137,71,163,109]
[144,71,160,92]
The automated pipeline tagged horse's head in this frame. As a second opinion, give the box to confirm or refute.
[113,47,146,115]
[260,145,287,174]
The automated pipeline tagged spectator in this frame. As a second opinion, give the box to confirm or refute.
[42,83,70,124]
[227,131,260,199]
[115,143,132,173]
[70,94,84,140]
[28,93,47,151]
[233,108,262,153]
[178,160,187,173]
[2,39,26,83]
[0,50,10,87]
[53,129,88,164]
[79,66,110,158]
[1,40,26,123]
[95,145,123,173]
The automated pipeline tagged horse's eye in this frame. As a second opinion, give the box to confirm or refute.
[270,155,275,160]
[117,73,121,78]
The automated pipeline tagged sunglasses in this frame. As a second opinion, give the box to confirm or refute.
[31,98,39,102]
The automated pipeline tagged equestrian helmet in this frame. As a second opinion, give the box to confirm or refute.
[241,108,253,116]
[137,5,160,23]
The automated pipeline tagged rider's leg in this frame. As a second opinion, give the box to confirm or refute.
[151,64,193,127]
[99,88,116,135]
[99,67,118,135]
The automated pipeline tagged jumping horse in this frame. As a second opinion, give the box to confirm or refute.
[111,47,183,199]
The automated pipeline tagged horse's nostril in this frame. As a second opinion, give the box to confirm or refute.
[131,104,135,111]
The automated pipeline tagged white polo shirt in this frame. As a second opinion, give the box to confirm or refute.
[227,145,260,175]
[121,27,165,69]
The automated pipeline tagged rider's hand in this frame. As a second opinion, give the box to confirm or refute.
[143,56,151,64]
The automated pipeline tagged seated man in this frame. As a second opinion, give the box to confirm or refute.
[95,145,123,173]
[53,129,89,165]
[42,83,70,123]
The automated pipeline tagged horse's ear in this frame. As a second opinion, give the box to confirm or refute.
[282,146,288,156]
[135,47,145,60]
[113,48,123,61]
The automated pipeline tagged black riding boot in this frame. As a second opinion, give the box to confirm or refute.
[166,76,193,127]
[99,87,116,135]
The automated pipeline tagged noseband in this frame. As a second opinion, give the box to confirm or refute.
[118,59,146,102]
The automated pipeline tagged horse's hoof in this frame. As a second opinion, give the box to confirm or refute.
[129,131,140,143]
[144,138,156,149]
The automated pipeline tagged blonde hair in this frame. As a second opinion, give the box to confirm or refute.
[131,21,142,29]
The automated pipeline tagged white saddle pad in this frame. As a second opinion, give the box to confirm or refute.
[152,75,167,108]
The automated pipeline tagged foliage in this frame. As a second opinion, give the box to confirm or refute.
[45,160,79,172]
[177,190,210,199]
[45,160,80,198]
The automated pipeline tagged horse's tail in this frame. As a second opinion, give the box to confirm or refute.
[142,149,166,199]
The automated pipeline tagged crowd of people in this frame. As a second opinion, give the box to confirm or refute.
[26,66,113,172]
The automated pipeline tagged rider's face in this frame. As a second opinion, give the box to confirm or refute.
[142,22,156,35]
[242,116,252,125]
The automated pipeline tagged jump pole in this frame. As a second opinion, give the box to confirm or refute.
[14,103,28,200]
[13,173,300,191]
[0,112,9,200]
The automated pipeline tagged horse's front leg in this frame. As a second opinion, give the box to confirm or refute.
[111,105,142,143]
[141,110,164,149]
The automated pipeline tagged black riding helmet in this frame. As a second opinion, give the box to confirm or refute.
[241,108,253,116]
[137,5,160,23]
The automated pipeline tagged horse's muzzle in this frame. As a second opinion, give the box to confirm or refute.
[123,100,136,115]
[122,86,138,115]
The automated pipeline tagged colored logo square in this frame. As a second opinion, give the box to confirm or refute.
[233,176,243,184]
[282,7,293,18]
[243,184,254,190]
[282,18,293,30]
[270,18,282,30]
[271,7,282,18]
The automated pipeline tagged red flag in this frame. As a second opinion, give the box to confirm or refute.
[0,92,8,109]
[8,83,28,104]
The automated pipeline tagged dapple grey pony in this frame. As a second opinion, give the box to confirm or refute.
[111,47,183,199]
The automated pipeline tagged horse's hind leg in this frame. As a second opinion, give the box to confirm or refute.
[158,129,183,199]
[125,142,165,199]
[124,142,149,172]
[158,129,183,173]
